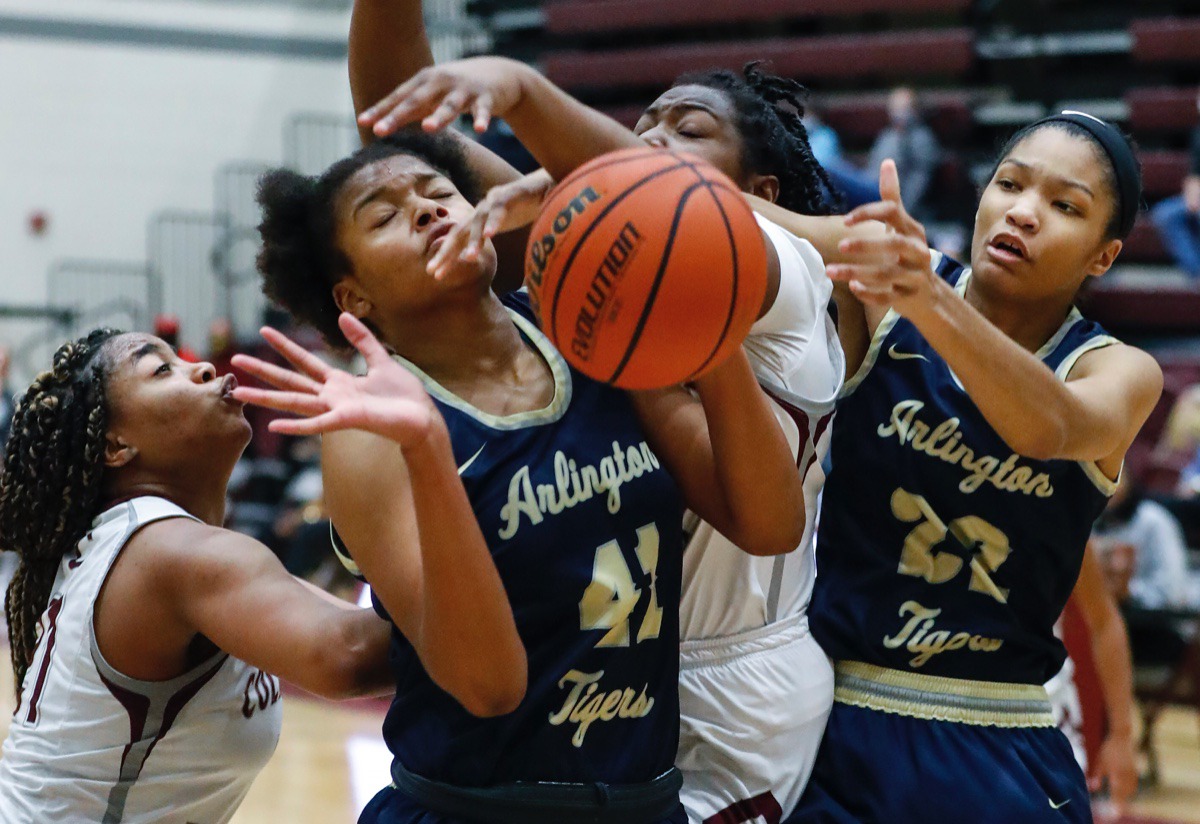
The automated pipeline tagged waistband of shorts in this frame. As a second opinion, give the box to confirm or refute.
[389,761,682,824]
[833,660,1055,728]
[680,611,809,669]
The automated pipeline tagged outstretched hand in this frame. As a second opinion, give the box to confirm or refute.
[427,169,554,279]
[358,56,532,138]
[828,159,939,320]
[231,313,439,448]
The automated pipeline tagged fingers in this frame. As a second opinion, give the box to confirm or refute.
[269,411,350,437]
[370,75,450,135]
[258,327,333,382]
[844,201,924,238]
[422,88,473,132]
[337,313,392,367]
[230,353,322,394]
[838,233,930,267]
[428,222,473,278]
[231,386,329,417]
[846,279,898,307]
[878,158,903,205]
[471,93,493,133]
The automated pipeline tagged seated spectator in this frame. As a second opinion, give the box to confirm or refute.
[802,108,878,209]
[1093,474,1192,610]
[1149,88,1200,281]
[868,87,941,222]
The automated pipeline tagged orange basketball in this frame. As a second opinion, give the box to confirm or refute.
[524,147,767,390]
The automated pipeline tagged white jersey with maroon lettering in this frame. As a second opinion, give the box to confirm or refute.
[678,215,842,823]
[0,497,282,824]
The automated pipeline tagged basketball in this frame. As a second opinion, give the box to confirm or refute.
[524,147,768,390]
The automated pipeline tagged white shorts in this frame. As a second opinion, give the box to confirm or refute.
[678,612,834,823]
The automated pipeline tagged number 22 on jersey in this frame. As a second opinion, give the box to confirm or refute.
[579,524,663,647]
[891,488,1012,604]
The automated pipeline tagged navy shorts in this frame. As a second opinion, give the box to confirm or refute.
[359,785,689,824]
[786,702,1090,824]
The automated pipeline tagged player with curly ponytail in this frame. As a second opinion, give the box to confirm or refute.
[0,327,406,823]
[0,328,118,695]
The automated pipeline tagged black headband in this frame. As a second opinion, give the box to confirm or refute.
[1030,111,1140,238]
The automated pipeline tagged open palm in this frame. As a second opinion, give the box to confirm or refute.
[231,313,438,448]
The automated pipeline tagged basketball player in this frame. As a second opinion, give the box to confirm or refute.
[0,327,437,823]
[372,54,864,820]
[243,71,806,821]
[788,114,1161,822]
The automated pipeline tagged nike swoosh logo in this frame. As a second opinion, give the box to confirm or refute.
[1049,798,1071,810]
[457,443,487,475]
[887,344,929,363]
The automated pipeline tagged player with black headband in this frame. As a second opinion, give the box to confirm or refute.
[786,112,1161,822]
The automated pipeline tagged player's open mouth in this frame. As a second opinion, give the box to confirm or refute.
[987,234,1029,265]
[426,221,454,255]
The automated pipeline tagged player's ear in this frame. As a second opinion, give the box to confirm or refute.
[333,277,373,319]
[748,174,780,204]
[104,433,137,468]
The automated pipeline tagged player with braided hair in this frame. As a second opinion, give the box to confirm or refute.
[659,61,842,217]
[0,321,517,823]
[1,328,118,695]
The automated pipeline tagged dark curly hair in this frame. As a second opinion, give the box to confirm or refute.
[256,130,484,348]
[990,120,1142,241]
[0,328,121,699]
[674,62,841,216]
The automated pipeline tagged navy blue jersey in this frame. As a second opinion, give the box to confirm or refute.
[364,290,684,788]
[811,255,1119,685]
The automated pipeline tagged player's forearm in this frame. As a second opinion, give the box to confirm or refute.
[349,0,433,122]
[909,278,1097,460]
[1090,600,1135,738]
[693,352,806,556]
[502,63,642,181]
[403,423,528,716]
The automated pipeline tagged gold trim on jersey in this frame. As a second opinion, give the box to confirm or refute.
[390,297,573,431]
[833,660,1055,728]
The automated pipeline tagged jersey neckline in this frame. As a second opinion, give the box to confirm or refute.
[390,307,574,431]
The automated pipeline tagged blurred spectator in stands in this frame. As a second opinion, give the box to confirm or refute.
[803,107,878,209]
[153,314,199,362]
[1149,88,1200,281]
[868,87,941,222]
[0,344,14,450]
[1093,474,1192,610]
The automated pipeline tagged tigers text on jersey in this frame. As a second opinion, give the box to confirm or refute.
[0,497,281,824]
[363,290,685,790]
[680,213,842,640]
[811,253,1119,685]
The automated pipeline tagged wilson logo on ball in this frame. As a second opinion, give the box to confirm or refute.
[527,186,601,288]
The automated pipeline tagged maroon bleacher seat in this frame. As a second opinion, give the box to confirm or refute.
[598,89,975,145]
[1140,150,1192,200]
[543,28,975,91]
[543,0,971,36]
[820,91,973,145]
[1126,86,1199,134]
[1085,278,1200,330]
[1131,17,1200,65]
[1120,218,1170,263]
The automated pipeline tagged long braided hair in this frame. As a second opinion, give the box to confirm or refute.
[675,62,843,216]
[0,328,121,697]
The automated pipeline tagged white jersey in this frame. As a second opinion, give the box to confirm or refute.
[0,497,282,824]
[680,214,844,640]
